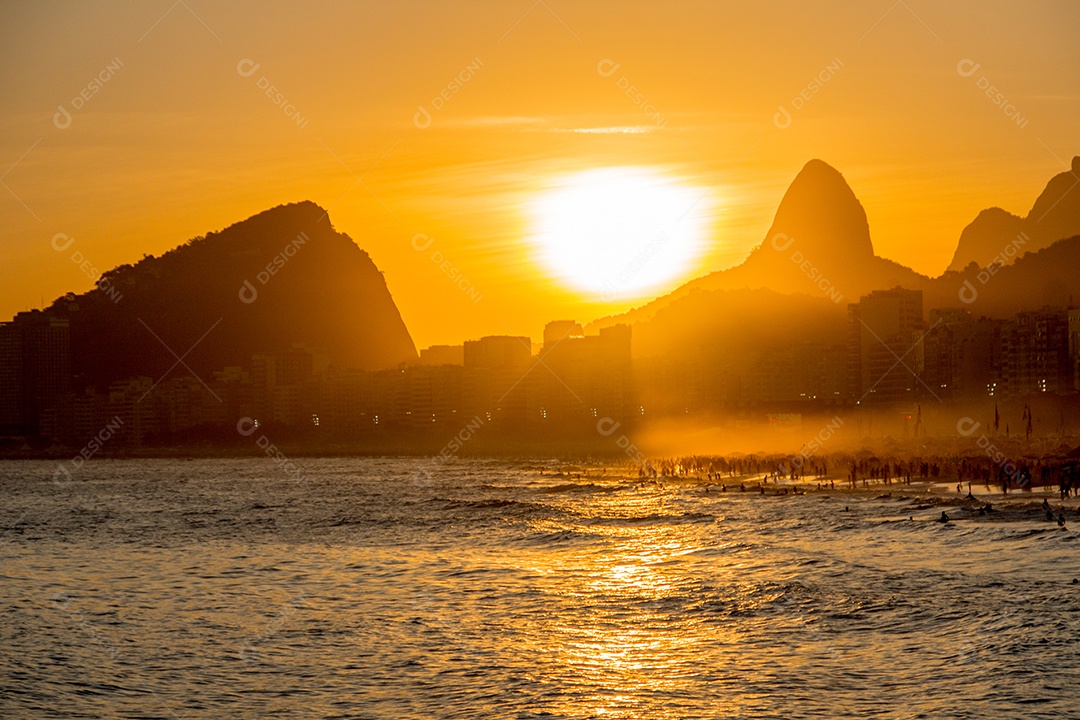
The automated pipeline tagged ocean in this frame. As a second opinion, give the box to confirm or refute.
[2,457,1079,719]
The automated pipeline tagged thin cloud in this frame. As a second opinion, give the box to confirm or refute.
[441,117,665,134]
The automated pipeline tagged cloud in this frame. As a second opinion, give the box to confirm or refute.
[544,126,658,134]
[440,116,664,134]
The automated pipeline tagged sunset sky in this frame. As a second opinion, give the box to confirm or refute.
[2,1,1077,348]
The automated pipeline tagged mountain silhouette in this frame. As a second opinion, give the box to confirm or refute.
[931,233,1080,315]
[49,201,417,389]
[588,158,1080,350]
[588,159,927,333]
[729,159,927,296]
[947,157,1080,271]
[760,158,875,267]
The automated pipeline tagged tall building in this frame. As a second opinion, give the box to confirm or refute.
[536,322,632,422]
[1069,307,1080,391]
[406,364,464,427]
[922,309,999,399]
[107,377,156,445]
[999,308,1071,396]
[542,320,583,348]
[0,310,70,436]
[463,335,532,422]
[848,288,924,405]
[750,343,846,408]
[417,344,465,366]
[248,345,326,426]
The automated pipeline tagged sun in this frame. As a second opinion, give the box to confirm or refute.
[527,167,711,302]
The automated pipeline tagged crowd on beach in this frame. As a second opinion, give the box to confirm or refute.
[628,452,1080,499]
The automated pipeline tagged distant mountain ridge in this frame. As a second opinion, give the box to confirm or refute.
[947,156,1080,271]
[49,201,417,389]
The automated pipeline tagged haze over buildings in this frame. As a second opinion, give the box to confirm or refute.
[4,149,1080,452]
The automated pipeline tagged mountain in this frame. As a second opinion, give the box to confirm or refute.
[758,158,875,267]
[587,159,928,334]
[946,157,1080,271]
[49,201,417,389]
[633,286,847,359]
[729,159,926,296]
[588,158,1080,357]
[930,234,1080,316]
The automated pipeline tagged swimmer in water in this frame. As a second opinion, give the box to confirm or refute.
[938,511,950,523]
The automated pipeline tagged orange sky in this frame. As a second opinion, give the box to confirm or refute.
[2,1,1077,349]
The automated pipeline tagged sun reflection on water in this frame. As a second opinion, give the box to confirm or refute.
[524,489,746,718]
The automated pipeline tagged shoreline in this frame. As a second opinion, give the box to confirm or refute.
[552,467,1080,511]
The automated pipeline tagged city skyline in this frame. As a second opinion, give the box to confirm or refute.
[5,289,1078,456]
[4,142,1080,453]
